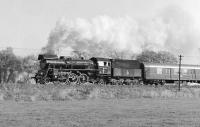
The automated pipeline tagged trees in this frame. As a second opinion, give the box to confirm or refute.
[18,55,38,83]
[136,50,178,64]
[0,47,22,83]
[21,55,38,74]
[0,47,39,83]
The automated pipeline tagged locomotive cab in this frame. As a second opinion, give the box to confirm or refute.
[90,57,111,76]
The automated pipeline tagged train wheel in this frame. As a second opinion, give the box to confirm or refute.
[45,77,51,84]
[37,78,45,84]
[119,79,125,85]
[98,79,105,85]
[125,79,132,85]
[111,79,117,85]
[65,72,78,85]
[113,79,123,85]
[78,74,89,84]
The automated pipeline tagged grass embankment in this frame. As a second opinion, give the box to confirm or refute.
[0,83,199,101]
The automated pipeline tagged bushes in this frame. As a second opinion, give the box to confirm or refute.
[0,83,199,101]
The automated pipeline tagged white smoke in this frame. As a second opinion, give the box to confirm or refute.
[43,6,200,63]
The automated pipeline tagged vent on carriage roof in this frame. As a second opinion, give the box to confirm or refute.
[38,54,58,60]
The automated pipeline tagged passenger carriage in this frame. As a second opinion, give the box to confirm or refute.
[143,63,200,85]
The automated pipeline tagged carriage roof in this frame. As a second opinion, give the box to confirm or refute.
[143,63,200,69]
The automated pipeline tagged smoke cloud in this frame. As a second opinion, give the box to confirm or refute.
[43,6,200,63]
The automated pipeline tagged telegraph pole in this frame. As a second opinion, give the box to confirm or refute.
[178,55,183,91]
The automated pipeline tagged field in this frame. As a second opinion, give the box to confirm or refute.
[1,83,200,126]
[1,99,200,127]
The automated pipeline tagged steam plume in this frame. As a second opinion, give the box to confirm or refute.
[43,6,200,63]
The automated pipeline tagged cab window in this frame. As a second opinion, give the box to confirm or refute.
[104,62,107,66]
[98,61,104,66]
[108,62,111,66]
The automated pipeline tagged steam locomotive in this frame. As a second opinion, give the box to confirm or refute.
[34,54,200,85]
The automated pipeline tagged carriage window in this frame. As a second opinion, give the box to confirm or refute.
[108,62,111,66]
[187,69,192,74]
[157,68,162,74]
[195,69,200,74]
[174,68,179,74]
[163,68,170,74]
[182,69,188,74]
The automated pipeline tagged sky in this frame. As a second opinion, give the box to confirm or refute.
[0,0,200,62]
